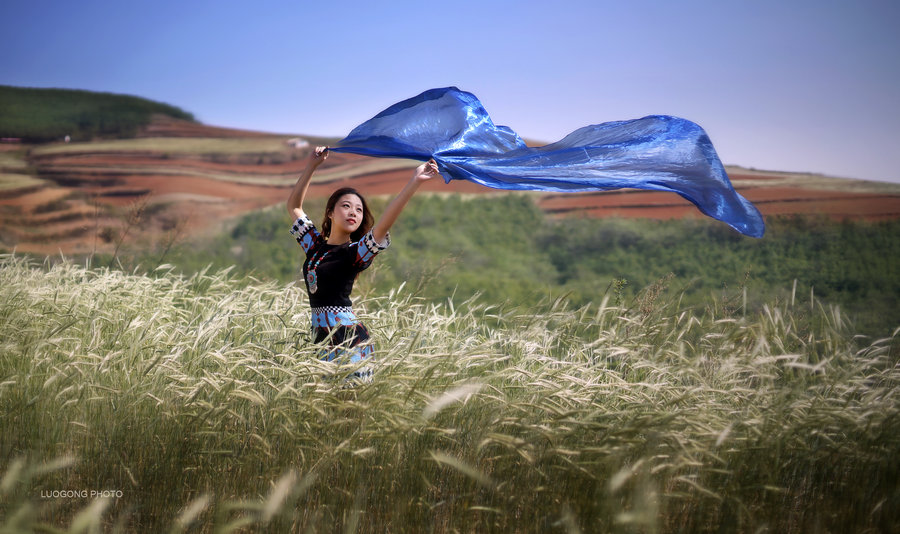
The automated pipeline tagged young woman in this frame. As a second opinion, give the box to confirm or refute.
[287,147,439,379]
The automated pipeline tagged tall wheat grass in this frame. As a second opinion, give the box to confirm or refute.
[1,253,897,533]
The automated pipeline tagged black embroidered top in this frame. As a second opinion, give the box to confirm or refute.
[290,214,390,308]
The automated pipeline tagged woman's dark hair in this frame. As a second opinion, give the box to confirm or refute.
[321,187,373,242]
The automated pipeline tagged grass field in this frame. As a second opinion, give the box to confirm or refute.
[0,174,45,192]
[31,137,295,157]
[0,152,28,171]
[24,157,422,187]
[1,254,897,532]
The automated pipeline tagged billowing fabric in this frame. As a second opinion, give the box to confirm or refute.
[329,87,764,238]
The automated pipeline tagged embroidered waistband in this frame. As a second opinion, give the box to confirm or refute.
[311,305,354,315]
[311,306,359,328]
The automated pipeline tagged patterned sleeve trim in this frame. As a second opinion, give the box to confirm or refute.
[355,230,390,269]
[289,215,321,255]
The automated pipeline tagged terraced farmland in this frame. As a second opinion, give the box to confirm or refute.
[2,115,899,256]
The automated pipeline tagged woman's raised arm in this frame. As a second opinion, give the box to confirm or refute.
[370,159,440,243]
[287,146,328,220]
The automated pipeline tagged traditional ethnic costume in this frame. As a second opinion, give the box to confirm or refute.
[290,214,389,380]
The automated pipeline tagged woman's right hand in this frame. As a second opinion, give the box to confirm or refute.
[312,146,329,166]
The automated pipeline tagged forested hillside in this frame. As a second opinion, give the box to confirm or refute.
[0,85,195,142]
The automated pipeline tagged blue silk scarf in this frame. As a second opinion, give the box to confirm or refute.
[329,87,764,237]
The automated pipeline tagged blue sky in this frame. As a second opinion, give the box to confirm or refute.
[3,0,899,183]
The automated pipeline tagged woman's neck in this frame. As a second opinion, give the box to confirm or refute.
[326,231,351,245]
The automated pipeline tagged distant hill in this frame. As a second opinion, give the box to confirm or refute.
[0,85,195,142]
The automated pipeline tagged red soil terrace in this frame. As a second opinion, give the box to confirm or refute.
[2,116,898,255]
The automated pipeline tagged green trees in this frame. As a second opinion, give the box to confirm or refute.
[158,196,900,337]
[0,85,195,141]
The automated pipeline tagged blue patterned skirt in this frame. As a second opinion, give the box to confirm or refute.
[311,306,373,381]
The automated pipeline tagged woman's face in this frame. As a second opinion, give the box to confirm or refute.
[328,193,364,237]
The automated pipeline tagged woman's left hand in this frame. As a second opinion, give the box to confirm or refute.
[413,159,440,182]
